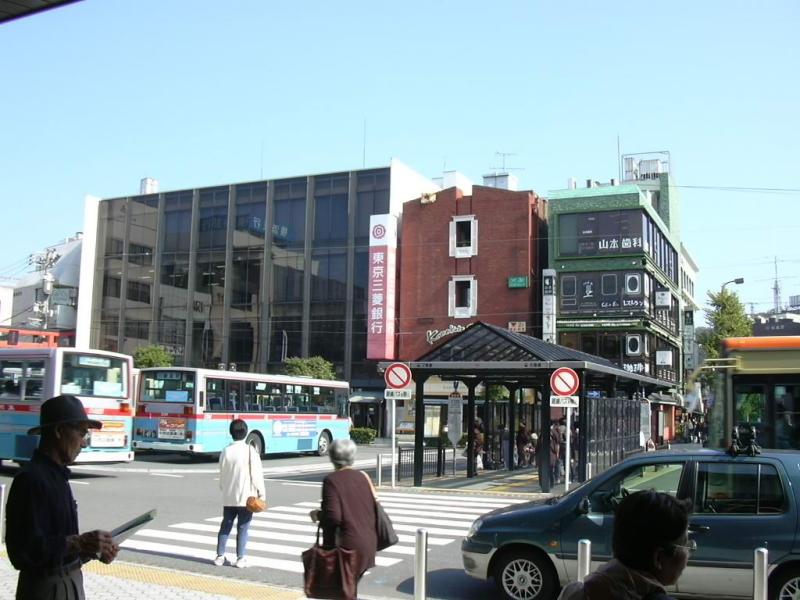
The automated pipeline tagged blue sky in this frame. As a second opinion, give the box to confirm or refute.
[1,0,797,321]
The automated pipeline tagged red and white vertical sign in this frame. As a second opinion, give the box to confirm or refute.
[367,214,397,360]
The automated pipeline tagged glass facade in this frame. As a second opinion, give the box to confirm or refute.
[91,167,394,386]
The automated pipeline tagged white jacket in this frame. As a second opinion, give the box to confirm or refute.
[219,440,266,507]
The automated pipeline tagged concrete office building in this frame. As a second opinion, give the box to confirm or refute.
[76,160,438,398]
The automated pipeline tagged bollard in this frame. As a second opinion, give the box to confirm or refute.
[577,539,592,582]
[586,462,592,480]
[414,528,428,599]
[753,547,768,600]
[376,454,383,487]
[0,483,5,543]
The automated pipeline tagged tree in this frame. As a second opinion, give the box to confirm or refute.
[282,356,337,380]
[697,289,752,386]
[132,345,175,368]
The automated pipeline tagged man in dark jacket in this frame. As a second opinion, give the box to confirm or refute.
[6,395,119,600]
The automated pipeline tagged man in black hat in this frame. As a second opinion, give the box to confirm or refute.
[6,394,119,600]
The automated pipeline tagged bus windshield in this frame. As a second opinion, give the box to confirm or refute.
[142,370,195,402]
[60,353,128,399]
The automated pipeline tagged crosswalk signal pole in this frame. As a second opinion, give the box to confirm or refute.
[414,528,428,599]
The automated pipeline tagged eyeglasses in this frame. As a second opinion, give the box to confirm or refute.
[671,539,697,554]
[70,426,91,442]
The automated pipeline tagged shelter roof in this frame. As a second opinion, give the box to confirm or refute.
[384,321,672,390]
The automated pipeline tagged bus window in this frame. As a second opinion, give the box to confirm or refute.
[735,383,771,446]
[226,381,241,411]
[207,378,224,411]
[0,359,45,401]
[775,384,799,449]
[141,370,194,402]
[60,353,127,398]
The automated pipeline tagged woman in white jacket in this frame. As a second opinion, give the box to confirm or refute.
[214,419,265,568]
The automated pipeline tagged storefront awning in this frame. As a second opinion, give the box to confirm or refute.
[349,393,383,404]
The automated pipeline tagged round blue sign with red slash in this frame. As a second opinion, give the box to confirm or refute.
[384,362,413,389]
[550,367,580,396]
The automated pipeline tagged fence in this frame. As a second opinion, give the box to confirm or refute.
[397,445,448,481]
[585,396,642,479]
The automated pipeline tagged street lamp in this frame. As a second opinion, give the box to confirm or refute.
[721,277,744,292]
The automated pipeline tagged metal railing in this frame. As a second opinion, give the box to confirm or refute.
[397,445,449,481]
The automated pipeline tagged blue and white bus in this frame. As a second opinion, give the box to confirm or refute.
[0,347,136,463]
[133,367,351,456]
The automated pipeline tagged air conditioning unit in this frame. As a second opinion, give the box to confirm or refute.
[626,334,643,356]
[625,273,642,295]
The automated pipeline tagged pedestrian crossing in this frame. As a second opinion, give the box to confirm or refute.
[120,491,528,573]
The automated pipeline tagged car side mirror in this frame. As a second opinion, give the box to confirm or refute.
[576,497,590,515]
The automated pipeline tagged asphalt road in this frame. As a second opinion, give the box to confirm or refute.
[0,448,512,599]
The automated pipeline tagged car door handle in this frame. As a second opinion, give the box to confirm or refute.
[689,524,710,533]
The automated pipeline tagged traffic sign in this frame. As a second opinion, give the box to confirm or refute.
[550,395,579,408]
[384,362,413,389]
[550,367,580,396]
[385,388,412,400]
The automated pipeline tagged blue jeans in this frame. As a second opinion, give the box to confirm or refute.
[216,506,253,558]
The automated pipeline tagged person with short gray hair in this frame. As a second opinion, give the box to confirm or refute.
[328,438,357,468]
[309,438,377,599]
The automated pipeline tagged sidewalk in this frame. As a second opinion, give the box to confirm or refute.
[0,549,304,600]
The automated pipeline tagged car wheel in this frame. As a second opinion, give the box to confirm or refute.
[771,566,800,600]
[494,550,556,600]
[317,431,331,456]
[245,432,263,457]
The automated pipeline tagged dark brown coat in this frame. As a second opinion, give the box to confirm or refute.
[320,468,378,577]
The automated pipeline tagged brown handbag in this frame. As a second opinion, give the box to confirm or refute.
[302,525,358,600]
[245,445,266,513]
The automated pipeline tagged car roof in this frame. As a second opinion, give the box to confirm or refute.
[628,447,800,463]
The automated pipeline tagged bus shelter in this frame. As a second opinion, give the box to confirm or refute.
[381,322,674,491]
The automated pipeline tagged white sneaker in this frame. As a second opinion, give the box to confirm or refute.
[234,557,248,568]
[213,555,226,566]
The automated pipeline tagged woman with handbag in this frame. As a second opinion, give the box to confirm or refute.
[308,439,377,599]
[214,419,265,568]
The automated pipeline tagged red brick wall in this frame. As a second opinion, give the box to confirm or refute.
[397,185,545,360]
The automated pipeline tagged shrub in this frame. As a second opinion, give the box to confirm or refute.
[350,427,377,445]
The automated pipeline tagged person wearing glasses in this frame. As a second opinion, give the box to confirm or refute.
[558,490,694,600]
[5,394,119,600]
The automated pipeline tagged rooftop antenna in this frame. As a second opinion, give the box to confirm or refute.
[773,256,782,313]
[490,151,525,175]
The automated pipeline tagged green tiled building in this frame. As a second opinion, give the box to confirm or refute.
[548,156,684,386]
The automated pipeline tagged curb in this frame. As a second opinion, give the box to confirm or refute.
[0,549,303,600]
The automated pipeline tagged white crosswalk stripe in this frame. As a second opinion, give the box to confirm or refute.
[120,491,524,574]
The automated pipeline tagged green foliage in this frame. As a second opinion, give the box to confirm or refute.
[485,384,508,401]
[698,289,752,387]
[282,356,337,380]
[132,345,174,368]
[350,427,377,445]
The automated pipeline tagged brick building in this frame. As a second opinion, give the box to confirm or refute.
[397,180,547,360]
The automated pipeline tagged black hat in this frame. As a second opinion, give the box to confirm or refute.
[28,395,103,435]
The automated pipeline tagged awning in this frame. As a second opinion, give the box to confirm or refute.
[349,393,383,404]
[648,392,681,406]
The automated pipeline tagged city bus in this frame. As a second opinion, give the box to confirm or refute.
[708,335,800,449]
[133,367,351,456]
[0,347,136,463]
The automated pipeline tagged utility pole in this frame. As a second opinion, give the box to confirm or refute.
[29,248,58,329]
[773,256,782,314]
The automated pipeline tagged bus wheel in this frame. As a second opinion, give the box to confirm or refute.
[317,432,331,456]
[246,432,263,458]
